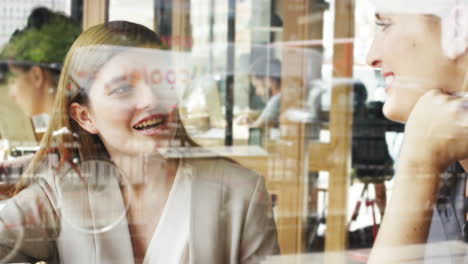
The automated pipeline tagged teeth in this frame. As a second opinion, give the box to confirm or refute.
[134,117,164,129]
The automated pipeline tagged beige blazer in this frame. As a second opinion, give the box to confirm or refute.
[0,158,280,264]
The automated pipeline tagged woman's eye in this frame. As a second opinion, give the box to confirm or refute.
[109,84,132,95]
[375,19,392,30]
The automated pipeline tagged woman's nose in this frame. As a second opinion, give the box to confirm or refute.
[135,83,157,109]
[366,39,383,68]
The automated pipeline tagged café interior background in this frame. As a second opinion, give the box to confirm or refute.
[0,0,407,261]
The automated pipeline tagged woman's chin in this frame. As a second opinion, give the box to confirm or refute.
[108,140,169,157]
[147,139,172,152]
[383,101,409,123]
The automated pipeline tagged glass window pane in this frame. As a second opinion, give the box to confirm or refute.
[2,0,467,262]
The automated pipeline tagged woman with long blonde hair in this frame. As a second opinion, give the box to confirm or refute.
[0,21,279,264]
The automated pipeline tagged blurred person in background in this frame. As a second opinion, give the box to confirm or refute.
[0,7,81,180]
[237,57,282,128]
[1,7,81,118]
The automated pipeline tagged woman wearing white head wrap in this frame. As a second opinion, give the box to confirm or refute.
[366,0,468,263]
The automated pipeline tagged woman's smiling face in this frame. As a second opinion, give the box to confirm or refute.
[366,14,463,122]
[76,50,179,157]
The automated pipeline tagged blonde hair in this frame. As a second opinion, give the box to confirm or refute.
[463,70,468,92]
[18,21,197,193]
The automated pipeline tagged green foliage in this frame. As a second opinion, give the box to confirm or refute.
[0,16,81,64]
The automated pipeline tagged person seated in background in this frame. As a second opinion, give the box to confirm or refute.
[0,7,81,180]
[236,57,282,128]
[1,7,81,118]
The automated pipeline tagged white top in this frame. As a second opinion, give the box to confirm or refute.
[142,161,191,264]
[257,93,281,125]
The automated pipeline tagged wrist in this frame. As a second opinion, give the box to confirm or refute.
[398,148,444,175]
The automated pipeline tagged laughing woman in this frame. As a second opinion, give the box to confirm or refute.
[0,21,279,264]
[366,0,468,262]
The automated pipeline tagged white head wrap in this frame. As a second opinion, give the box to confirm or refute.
[370,0,468,59]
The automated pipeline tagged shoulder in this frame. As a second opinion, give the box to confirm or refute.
[263,94,281,115]
[186,158,263,196]
[266,94,281,108]
[187,157,259,176]
[15,154,68,211]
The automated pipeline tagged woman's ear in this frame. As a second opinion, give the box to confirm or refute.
[29,65,45,90]
[69,102,98,134]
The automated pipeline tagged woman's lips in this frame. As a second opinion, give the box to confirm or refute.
[132,114,169,136]
[137,122,169,136]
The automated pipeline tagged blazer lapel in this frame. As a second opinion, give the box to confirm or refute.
[90,169,135,263]
[58,164,135,264]
[189,160,224,264]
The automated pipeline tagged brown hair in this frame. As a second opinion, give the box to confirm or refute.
[18,21,197,192]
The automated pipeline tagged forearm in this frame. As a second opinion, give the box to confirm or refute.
[368,157,442,263]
